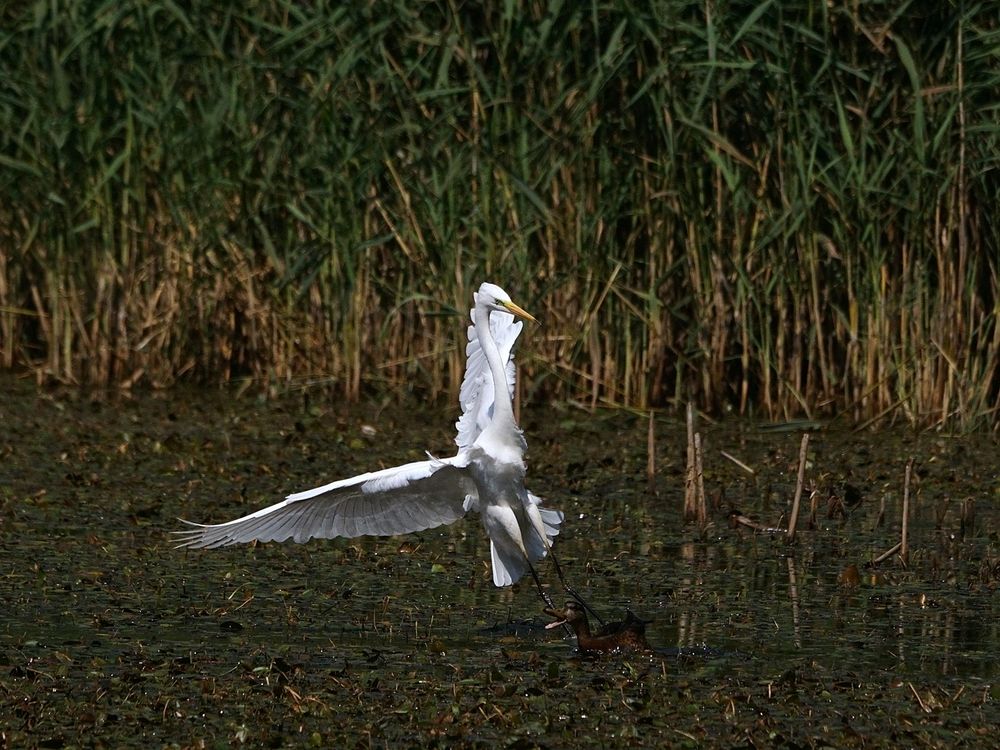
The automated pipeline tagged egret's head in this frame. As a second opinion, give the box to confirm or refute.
[475,282,537,323]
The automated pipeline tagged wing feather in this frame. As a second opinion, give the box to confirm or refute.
[174,457,476,549]
[454,309,522,450]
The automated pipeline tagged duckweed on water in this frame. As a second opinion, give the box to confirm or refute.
[2,377,998,747]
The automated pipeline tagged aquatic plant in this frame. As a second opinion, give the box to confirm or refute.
[1,1,998,428]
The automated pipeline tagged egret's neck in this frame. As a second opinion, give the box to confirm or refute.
[474,304,515,428]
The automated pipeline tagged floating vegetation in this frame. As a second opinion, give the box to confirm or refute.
[2,379,998,746]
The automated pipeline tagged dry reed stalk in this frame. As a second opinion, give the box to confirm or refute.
[730,514,783,533]
[871,541,903,566]
[908,683,934,714]
[901,459,913,566]
[719,450,754,475]
[786,433,809,542]
[934,495,951,529]
[684,402,697,521]
[694,431,707,530]
[1,2,998,428]
[874,492,887,530]
[646,410,656,491]
[960,497,975,538]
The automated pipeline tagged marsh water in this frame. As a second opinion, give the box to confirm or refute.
[2,376,998,747]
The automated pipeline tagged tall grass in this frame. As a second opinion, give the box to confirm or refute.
[1,1,998,429]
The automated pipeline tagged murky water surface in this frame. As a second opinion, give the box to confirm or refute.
[2,377,998,747]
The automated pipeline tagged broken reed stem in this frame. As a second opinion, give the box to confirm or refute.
[786,433,809,542]
[960,497,975,538]
[900,458,912,566]
[646,410,656,490]
[684,402,697,521]
[934,495,951,529]
[908,683,933,714]
[720,450,755,475]
[874,492,886,530]
[871,541,902,566]
[694,432,707,529]
[730,513,783,533]
[808,488,818,530]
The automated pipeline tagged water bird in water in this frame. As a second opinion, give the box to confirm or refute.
[174,283,577,604]
[545,600,651,654]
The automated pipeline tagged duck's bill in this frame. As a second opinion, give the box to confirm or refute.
[544,606,569,629]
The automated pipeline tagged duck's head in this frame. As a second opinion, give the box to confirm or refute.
[544,600,587,629]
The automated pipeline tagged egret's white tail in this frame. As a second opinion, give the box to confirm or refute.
[488,494,564,587]
[490,540,529,587]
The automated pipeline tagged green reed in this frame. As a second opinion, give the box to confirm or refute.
[1,1,997,428]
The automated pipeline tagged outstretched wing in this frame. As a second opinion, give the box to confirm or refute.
[174,456,475,549]
[454,309,522,450]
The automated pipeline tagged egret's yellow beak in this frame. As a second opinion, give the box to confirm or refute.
[501,300,537,324]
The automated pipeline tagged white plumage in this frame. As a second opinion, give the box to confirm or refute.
[174,282,562,589]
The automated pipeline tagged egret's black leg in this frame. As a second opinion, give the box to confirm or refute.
[526,559,555,609]
[549,551,604,626]
[526,560,574,638]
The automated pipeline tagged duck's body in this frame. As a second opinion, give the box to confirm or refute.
[545,601,652,653]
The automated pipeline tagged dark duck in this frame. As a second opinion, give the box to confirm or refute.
[545,601,652,654]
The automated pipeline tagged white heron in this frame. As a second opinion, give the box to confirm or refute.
[174,282,572,601]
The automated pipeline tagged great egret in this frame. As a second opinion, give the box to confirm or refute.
[174,282,566,598]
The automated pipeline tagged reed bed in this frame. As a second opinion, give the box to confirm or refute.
[1,1,998,428]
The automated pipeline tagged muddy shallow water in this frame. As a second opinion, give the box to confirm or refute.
[2,376,998,747]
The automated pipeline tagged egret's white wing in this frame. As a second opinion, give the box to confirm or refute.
[454,309,522,450]
[174,456,475,549]
[527,491,563,540]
